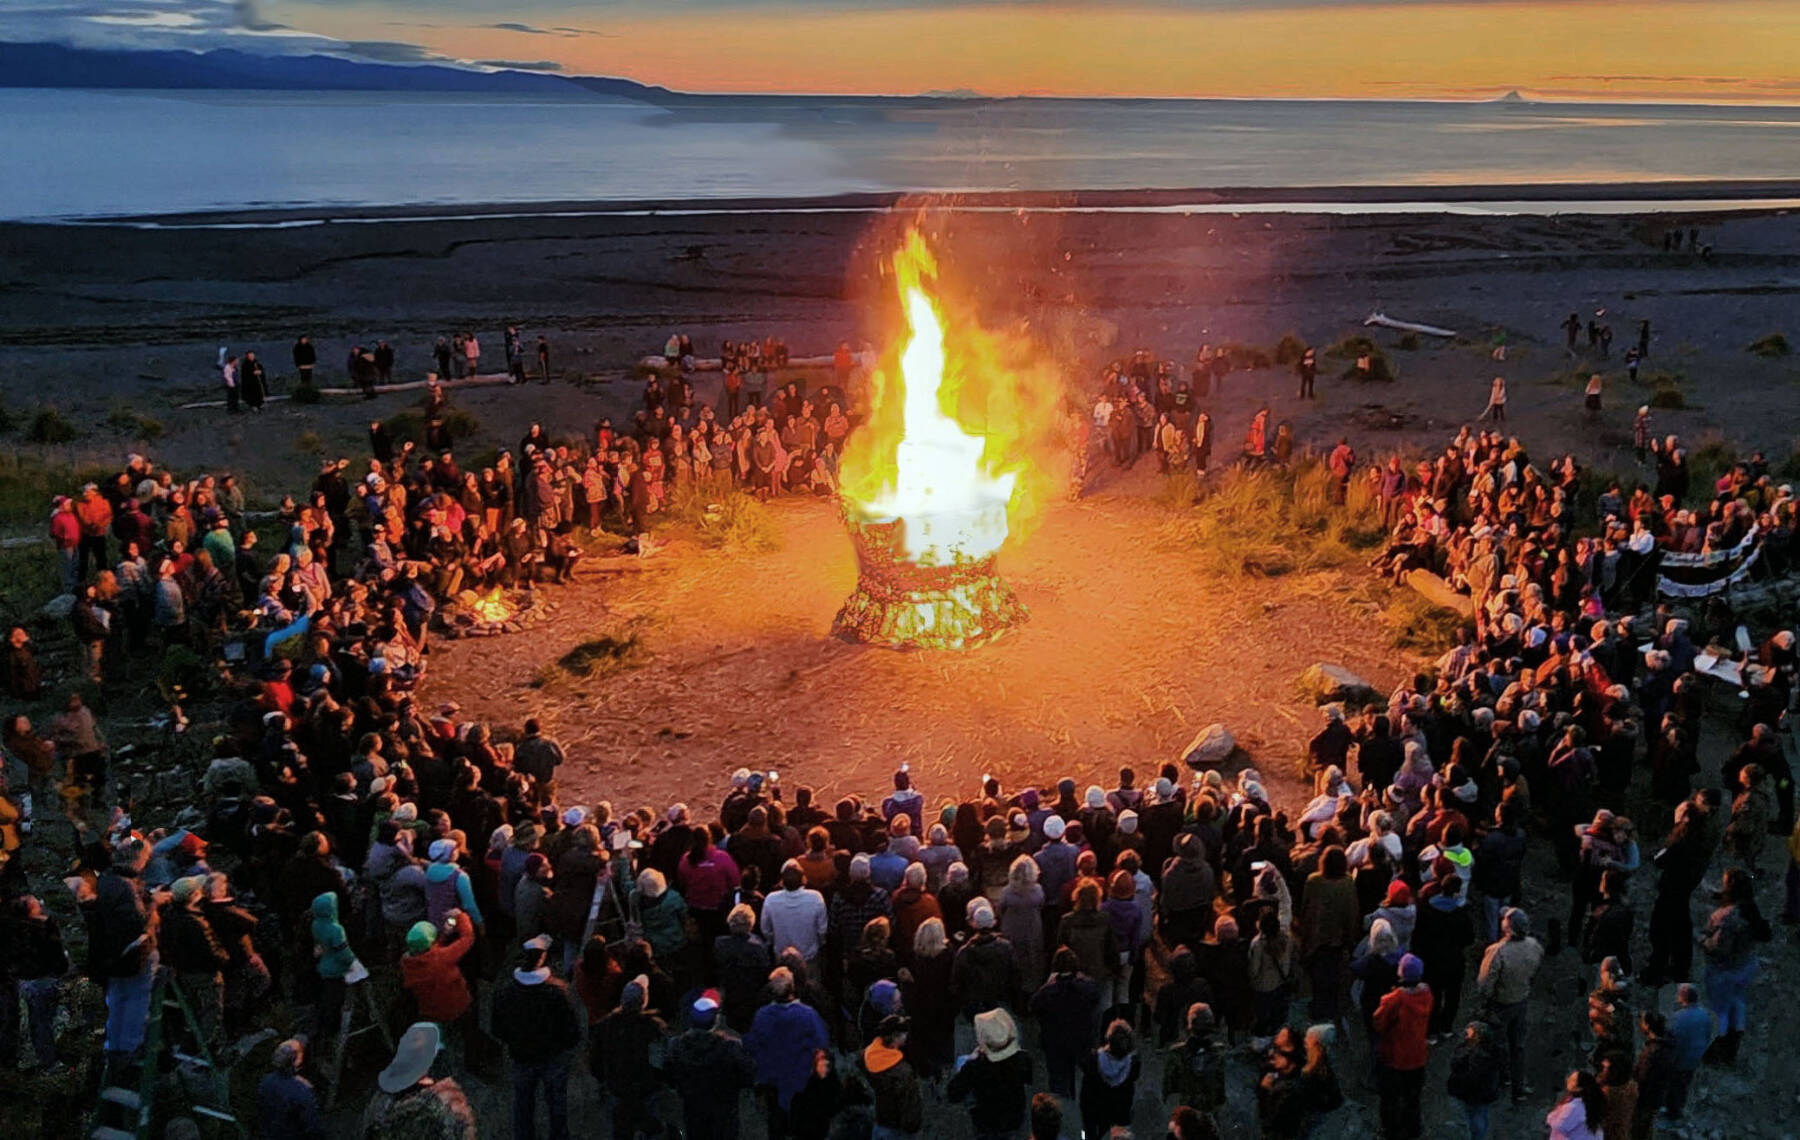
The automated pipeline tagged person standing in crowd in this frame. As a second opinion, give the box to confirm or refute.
[1446,1020,1503,1140]
[257,1038,326,1140]
[1482,375,1506,422]
[1372,952,1432,1139]
[490,935,582,1140]
[1477,906,1544,1103]
[747,965,831,1140]
[241,350,266,411]
[666,990,755,1140]
[946,1007,1034,1140]
[292,334,316,387]
[594,974,667,1140]
[1296,347,1317,399]
[1,893,70,1075]
[1078,1019,1141,1140]
[363,1022,476,1137]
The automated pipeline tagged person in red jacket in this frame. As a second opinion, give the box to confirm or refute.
[49,496,81,594]
[1371,952,1433,1140]
[400,910,476,1060]
[74,483,113,582]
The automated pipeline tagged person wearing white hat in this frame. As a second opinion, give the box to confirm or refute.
[424,838,482,935]
[1033,815,1078,903]
[362,1022,474,1136]
[945,1006,1031,1135]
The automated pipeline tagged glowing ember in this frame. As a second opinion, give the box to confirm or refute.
[468,587,516,624]
[833,230,1028,650]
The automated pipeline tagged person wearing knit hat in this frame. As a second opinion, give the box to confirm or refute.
[859,1010,920,1139]
[400,911,474,1028]
[664,985,756,1140]
[405,921,437,955]
[1034,814,1078,904]
[514,852,555,942]
[1373,950,1434,1137]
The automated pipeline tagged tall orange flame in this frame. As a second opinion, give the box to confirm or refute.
[840,229,1062,564]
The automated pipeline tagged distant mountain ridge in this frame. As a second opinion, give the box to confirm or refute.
[0,42,637,97]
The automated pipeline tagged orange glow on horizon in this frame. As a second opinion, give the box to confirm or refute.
[307,1,1800,103]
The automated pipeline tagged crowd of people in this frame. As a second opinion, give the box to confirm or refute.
[4,332,1798,1140]
[1368,424,1798,618]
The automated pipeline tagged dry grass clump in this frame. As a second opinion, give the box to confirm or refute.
[663,485,782,554]
[1157,458,1386,579]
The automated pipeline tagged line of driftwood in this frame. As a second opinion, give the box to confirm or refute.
[177,373,515,410]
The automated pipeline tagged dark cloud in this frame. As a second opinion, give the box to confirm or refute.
[484,21,608,38]
[475,58,564,71]
[342,40,442,62]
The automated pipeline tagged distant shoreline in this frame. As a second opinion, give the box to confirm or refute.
[32,179,1800,228]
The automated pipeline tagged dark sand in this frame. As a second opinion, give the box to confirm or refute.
[3,201,1798,510]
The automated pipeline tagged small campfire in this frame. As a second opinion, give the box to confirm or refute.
[468,587,515,624]
[833,230,1029,651]
[441,586,558,639]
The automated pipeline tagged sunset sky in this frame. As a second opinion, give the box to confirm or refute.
[16,0,1800,101]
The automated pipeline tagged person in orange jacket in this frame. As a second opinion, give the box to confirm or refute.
[1371,952,1434,1140]
[400,910,475,1032]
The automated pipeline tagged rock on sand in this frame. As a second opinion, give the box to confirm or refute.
[1182,723,1236,770]
[1297,662,1379,707]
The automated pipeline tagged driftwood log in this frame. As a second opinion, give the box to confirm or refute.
[1404,569,1477,620]
[178,372,515,410]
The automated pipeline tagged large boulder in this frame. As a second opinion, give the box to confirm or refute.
[1297,663,1380,708]
[1182,723,1237,770]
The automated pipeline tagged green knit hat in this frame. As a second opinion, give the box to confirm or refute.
[405,922,438,955]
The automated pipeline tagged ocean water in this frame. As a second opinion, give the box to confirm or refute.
[6,88,1800,221]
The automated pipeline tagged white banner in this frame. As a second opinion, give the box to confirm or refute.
[1657,544,1762,598]
[1660,525,1759,569]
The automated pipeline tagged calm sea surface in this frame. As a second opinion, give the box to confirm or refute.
[6,88,1800,221]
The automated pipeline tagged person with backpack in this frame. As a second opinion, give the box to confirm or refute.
[1161,1002,1225,1125]
[1446,1020,1504,1139]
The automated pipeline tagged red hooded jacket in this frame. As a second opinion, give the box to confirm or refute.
[1372,982,1433,1071]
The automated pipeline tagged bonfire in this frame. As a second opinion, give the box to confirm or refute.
[467,586,516,624]
[833,231,1029,650]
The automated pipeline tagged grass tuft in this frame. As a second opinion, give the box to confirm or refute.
[1749,333,1791,358]
[557,632,646,678]
[1157,457,1385,579]
[1272,333,1308,366]
[663,485,782,554]
[0,453,116,528]
[26,407,79,444]
[105,408,164,441]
